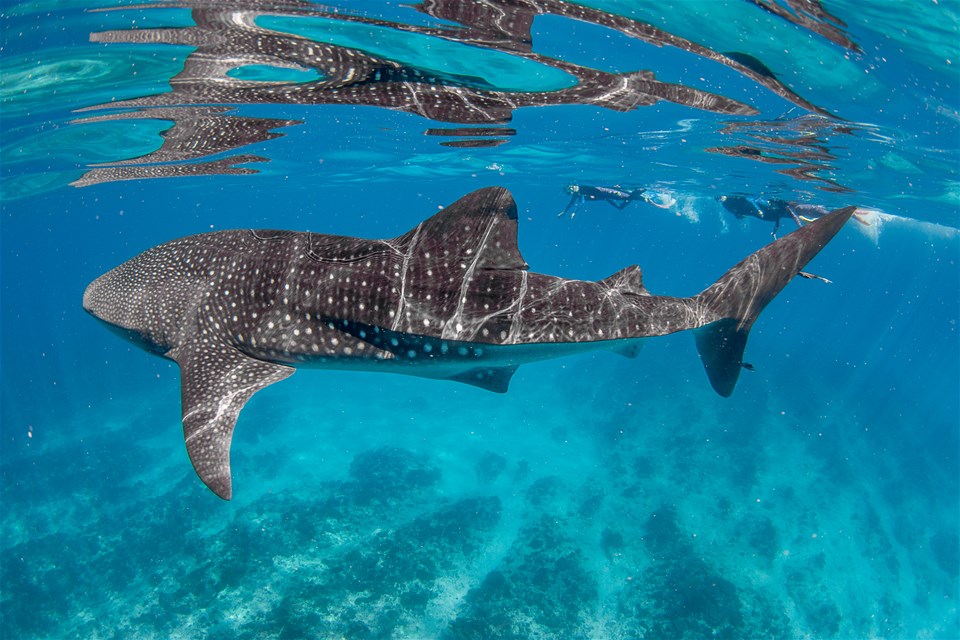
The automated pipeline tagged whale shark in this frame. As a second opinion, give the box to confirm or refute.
[83,187,854,499]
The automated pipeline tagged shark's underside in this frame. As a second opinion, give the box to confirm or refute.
[83,187,855,498]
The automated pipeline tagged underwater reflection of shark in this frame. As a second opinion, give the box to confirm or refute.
[84,187,854,499]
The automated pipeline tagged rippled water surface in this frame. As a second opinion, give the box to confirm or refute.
[2,1,958,638]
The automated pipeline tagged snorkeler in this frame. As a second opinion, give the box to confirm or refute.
[559,184,673,218]
[719,195,870,239]
[719,195,844,282]
[718,195,827,238]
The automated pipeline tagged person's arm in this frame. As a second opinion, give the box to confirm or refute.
[559,194,583,218]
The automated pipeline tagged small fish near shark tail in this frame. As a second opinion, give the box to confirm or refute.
[693,205,856,397]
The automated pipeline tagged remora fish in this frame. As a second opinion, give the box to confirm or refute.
[83,187,854,499]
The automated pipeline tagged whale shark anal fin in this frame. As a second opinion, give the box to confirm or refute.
[611,341,644,359]
[169,341,294,500]
[448,366,517,393]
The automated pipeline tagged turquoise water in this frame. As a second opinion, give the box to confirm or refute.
[2,1,958,638]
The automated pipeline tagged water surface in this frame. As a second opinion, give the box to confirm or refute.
[1,1,958,638]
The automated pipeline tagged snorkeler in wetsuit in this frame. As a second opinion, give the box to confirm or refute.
[559,185,672,218]
[719,195,842,283]
[717,195,823,238]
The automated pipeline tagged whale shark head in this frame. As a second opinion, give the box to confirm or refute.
[83,270,129,327]
[84,276,164,356]
[83,245,198,355]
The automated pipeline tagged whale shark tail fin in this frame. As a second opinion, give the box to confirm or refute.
[693,206,856,397]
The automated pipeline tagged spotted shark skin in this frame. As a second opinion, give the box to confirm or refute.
[84,187,854,499]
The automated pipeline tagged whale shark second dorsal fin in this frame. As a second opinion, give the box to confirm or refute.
[599,265,649,296]
[396,187,528,271]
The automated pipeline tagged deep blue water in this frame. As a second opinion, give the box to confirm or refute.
[2,1,958,638]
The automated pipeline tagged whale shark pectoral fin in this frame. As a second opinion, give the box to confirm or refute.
[448,365,518,393]
[168,341,294,500]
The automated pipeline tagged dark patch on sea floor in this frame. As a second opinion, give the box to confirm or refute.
[447,516,597,639]
[2,388,957,639]
[1,445,501,639]
[930,530,960,578]
[604,504,791,640]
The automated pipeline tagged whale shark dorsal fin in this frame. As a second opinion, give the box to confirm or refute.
[168,340,294,500]
[599,265,648,296]
[397,187,528,271]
